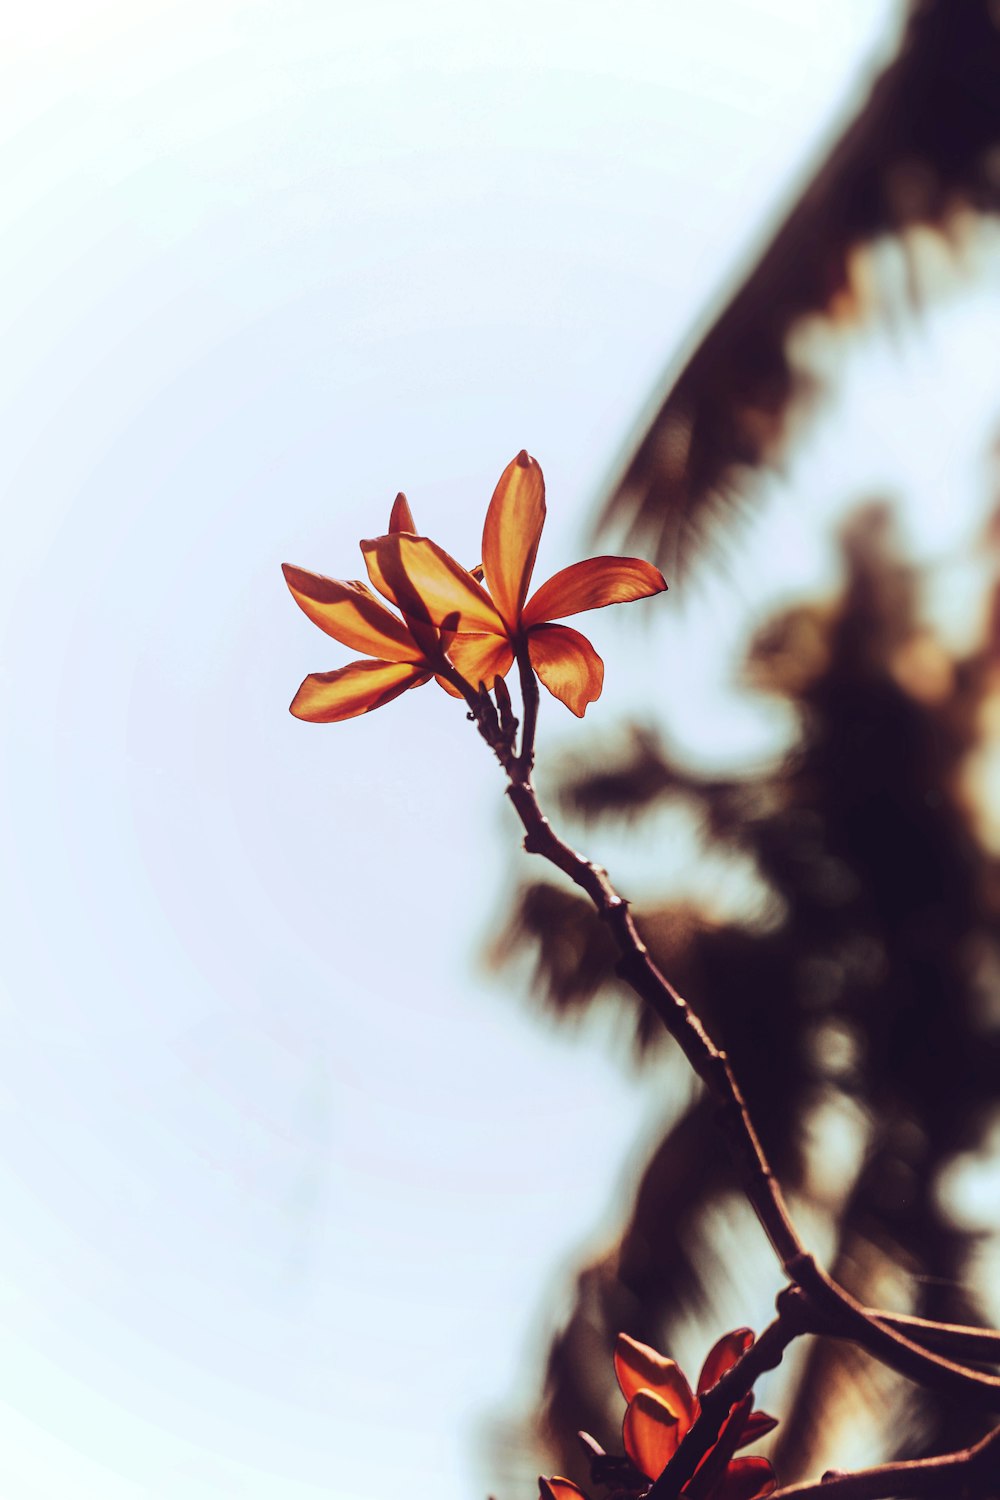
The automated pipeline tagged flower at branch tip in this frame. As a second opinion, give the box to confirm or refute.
[539,1329,777,1500]
[362,450,667,716]
[282,495,438,722]
[282,493,502,722]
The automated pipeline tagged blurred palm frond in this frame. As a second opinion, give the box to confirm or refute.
[599,0,1000,575]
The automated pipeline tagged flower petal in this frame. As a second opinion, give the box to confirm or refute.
[527,624,604,716]
[623,1390,681,1480]
[710,1457,776,1500]
[362,534,504,632]
[614,1334,696,1425]
[482,449,546,629]
[289,660,429,722]
[697,1330,754,1395]
[447,633,515,691]
[539,1480,590,1500]
[282,565,418,663]
[522,556,667,628]
[389,492,416,533]
[737,1411,778,1448]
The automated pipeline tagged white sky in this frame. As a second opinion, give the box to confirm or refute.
[0,4,916,1498]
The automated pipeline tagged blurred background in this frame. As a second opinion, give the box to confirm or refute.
[3,2,1000,1498]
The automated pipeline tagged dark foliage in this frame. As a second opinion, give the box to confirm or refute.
[600,0,1000,576]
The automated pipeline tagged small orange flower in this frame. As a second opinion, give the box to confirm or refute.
[362,451,667,716]
[539,1330,777,1500]
[282,494,503,721]
[615,1329,777,1499]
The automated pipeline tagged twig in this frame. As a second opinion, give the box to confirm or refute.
[504,774,805,1268]
[786,1254,1000,1406]
[767,1422,1000,1499]
[865,1309,1000,1365]
[514,637,539,776]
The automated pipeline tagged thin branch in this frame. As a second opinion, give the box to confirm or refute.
[867,1309,1000,1365]
[767,1422,1000,1499]
[514,637,539,775]
[786,1254,1000,1406]
[504,774,805,1268]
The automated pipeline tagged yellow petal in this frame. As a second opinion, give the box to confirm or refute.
[527,624,604,716]
[697,1329,754,1395]
[623,1391,680,1480]
[362,534,504,632]
[282,565,418,663]
[481,449,546,630]
[614,1334,696,1425]
[522,556,667,627]
[289,660,429,722]
[447,632,515,691]
[389,493,416,533]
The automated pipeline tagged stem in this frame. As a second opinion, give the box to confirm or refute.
[767,1423,1000,1499]
[514,637,539,775]
[786,1254,1000,1405]
[504,772,804,1267]
[867,1310,1000,1365]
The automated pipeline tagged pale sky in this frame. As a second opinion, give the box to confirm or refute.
[0,4,923,1499]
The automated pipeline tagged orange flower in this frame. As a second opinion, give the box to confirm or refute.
[361,451,667,716]
[615,1329,777,1499]
[539,1330,777,1500]
[282,493,487,722]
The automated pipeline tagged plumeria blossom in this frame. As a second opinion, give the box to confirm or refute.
[540,1329,777,1500]
[361,451,667,716]
[282,494,503,722]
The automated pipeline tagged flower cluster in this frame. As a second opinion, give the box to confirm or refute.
[541,1329,777,1500]
[283,451,666,722]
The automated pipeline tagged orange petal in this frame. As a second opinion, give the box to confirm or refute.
[447,632,515,691]
[522,555,667,628]
[481,450,546,630]
[527,624,604,716]
[539,1480,590,1500]
[738,1411,778,1448]
[434,673,463,699]
[623,1391,681,1480]
[711,1457,776,1500]
[389,493,415,533]
[289,659,429,722]
[362,534,504,633]
[282,565,418,663]
[614,1334,696,1425]
[698,1330,755,1395]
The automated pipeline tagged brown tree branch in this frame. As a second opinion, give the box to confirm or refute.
[786,1254,1000,1406]
[514,638,540,776]
[767,1421,1000,1499]
[865,1309,1000,1365]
